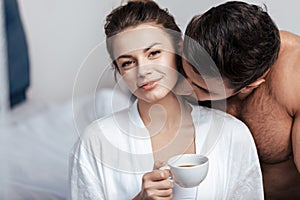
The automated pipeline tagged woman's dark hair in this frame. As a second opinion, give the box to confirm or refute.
[104,0,183,76]
[183,1,280,90]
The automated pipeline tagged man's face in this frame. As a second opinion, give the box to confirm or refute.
[182,59,238,101]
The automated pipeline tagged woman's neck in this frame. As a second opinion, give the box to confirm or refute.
[137,93,188,130]
[137,93,195,161]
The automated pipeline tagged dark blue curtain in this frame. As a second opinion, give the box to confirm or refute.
[4,0,30,107]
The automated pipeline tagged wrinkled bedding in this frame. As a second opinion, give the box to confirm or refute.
[0,88,131,200]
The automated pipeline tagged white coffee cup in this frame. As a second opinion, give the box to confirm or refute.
[167,154,209,188]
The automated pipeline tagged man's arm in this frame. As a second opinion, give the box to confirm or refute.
[290,38,300,172]
[280,31,300,172]
[291,52,300,172]
[292,113,300,172]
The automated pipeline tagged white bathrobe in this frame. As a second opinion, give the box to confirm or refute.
[69,100,263,200]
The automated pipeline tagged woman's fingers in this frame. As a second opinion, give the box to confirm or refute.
[142,186,173,200]
[146,189,173,199]
[153,160,167,170]
[140,169,174,199]
[146,177,173,190]
[144,169,170,182]
[156,188,173,197]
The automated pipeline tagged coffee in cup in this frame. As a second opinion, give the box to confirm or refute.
[167,154,209,188]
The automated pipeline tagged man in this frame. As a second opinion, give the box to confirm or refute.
[180,1,300,199]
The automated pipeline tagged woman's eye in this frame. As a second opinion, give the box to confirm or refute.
[121,60,135,68]
[149,50,161,58]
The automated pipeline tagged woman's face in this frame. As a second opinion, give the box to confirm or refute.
[112,24,178,103]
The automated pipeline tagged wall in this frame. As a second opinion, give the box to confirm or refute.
[18,0,121,103]
[17,0,300,103]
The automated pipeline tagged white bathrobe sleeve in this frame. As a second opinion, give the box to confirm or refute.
[68,127,106,200]
[224,120,264,200]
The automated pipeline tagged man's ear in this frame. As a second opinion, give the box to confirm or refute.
[236,79,265,100]
[239,69,270,96]
[240,78,266,94]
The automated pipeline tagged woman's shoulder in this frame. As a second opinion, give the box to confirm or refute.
[80,107,131,140]
[192,104,245,124]
[191,104,252,140]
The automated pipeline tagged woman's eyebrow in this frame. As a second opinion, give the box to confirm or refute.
[117,55,133,60]
[117,43,162,60]
[143,42,162,52]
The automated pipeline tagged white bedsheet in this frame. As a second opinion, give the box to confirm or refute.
[1,100,77,200]
[0,88,132,200]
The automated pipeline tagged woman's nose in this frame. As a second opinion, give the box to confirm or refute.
[137,61,152,78]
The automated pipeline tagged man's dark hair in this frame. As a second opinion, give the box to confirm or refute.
[183,1,280,90]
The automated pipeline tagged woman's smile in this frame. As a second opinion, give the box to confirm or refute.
[138,77,163,90]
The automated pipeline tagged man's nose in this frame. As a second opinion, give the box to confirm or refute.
[185,77,192,84]
[173,76,194,96]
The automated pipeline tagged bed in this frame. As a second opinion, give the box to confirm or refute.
[1,87,132,200]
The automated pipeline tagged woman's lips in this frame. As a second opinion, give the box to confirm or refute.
[138,78,162,90]
[141,82,157,90]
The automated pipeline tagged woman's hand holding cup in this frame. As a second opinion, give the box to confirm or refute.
[134,161,174,200]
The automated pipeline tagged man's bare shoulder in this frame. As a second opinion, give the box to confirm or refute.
[280,31,300,48]
[269,31,300,114]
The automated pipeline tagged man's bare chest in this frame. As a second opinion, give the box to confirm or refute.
[238,86,293,163]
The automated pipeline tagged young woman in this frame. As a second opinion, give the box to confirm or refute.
[69,1,263,199]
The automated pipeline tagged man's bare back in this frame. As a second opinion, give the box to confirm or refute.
[227,31,300,199]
